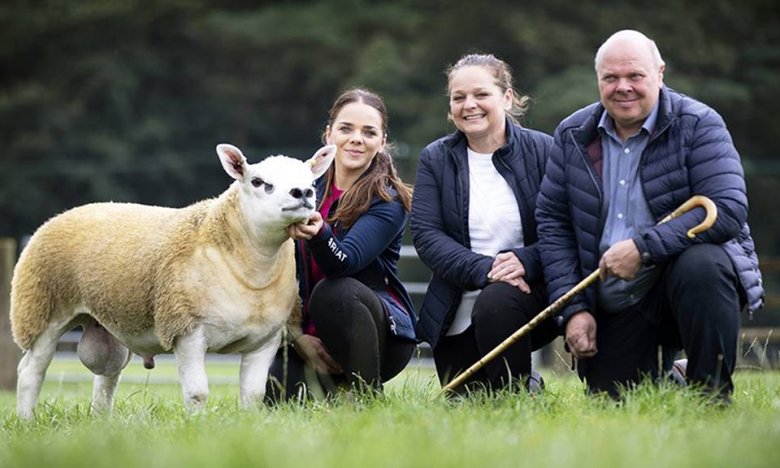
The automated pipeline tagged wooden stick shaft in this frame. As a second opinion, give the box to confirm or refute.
[439,195,718,395]
[440,270,599,393]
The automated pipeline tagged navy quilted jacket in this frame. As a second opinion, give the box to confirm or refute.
[411,121,553,347]
[296,177,417,340]
[536,87,764,329]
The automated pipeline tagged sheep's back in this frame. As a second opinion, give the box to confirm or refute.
[11,201,209,348]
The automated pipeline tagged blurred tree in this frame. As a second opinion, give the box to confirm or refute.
[0,0,778,242]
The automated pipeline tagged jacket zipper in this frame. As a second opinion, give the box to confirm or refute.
[496,155,528,238]
[570,132,604,260]
[450,146,470,248]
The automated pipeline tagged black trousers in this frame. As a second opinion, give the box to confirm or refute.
[433,281,559,393]
[266,277,416,402]
[578,244,741,399]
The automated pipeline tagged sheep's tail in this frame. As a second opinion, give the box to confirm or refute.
[10,250,63,350]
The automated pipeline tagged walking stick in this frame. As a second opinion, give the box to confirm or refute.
[439,195,718,395]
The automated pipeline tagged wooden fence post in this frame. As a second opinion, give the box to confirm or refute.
[0,238,19,390]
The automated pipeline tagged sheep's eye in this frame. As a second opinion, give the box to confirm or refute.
[251,177,264,188]
[264,183,274,194]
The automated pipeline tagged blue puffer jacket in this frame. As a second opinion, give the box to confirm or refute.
[297,177,417,341]
[536,87,764,329]
[411,120,553,348]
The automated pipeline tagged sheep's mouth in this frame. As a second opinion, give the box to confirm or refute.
[281,200,313,212]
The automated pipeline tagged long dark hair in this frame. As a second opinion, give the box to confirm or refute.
[320,88,412,227]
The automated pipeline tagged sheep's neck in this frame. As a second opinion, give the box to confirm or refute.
[211,186,289,252]
[221,242,289,292]
[206,191,290,290]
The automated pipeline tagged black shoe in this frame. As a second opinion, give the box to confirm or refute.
[528,369,545,394]
[668,359,687,387]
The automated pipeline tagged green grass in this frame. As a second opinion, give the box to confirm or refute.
[1,360,779,468]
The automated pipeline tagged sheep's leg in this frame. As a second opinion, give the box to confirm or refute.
[173,325,209,411]
[16,327,61,419]
[239,330,283,408]
[89,350,132,416]
[91,373,122,415]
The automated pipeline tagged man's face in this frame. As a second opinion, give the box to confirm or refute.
[597,40,664,139]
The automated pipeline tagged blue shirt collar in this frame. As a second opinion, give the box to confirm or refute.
[598,99,660,138]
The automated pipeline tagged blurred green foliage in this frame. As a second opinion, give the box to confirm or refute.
[1,0,778,245]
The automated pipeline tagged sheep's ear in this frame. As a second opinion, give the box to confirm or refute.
[306,145,336,179]
[216,144,248,180]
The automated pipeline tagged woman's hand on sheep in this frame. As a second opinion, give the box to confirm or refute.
[288,212,324,240]
[487,252,530,294]
[293,334,343,374]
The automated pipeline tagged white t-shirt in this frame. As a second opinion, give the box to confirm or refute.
[447,148,524,335]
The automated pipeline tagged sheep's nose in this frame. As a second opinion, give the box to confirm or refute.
[290,188,314,199]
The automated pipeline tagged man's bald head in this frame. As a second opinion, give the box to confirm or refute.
[594,30,666,140]
[595,30,665,73]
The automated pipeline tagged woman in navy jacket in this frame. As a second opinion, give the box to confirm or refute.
[411,54,558,393]
[266,89,416,401]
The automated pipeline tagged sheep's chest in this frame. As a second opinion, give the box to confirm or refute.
[194,269,297,353]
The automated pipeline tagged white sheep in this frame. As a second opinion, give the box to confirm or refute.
[10,143,335,418]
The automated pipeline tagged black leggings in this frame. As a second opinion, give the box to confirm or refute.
[433,281,559,393]
[266,277,415,402]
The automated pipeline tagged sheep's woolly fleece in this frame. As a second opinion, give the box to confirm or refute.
[10,185,298,351]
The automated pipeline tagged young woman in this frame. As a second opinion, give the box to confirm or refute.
[411,54,559,394]
[266,89,416,401]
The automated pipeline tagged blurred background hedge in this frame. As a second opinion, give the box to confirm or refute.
[1,0,778,323]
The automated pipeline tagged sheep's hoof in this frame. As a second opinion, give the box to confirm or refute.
[185,394,208,412]
[17,408,35,420]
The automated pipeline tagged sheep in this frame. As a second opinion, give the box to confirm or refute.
[10,143,336,418]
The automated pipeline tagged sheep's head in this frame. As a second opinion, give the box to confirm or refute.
[216,144,336,237]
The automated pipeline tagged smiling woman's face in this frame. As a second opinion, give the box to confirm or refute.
[448,65,511,142]
[325,101,386,184]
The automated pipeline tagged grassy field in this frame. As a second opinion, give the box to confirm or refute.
[1,358,779,468]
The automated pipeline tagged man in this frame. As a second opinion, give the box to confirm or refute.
[536,29,764,401]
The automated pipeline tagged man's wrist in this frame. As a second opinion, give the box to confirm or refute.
[632,235,653,266]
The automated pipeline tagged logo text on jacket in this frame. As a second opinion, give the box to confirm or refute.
[328,237,347,262]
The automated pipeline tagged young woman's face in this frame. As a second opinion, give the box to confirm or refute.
[448,65,511,141]
[326,101,386,180]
